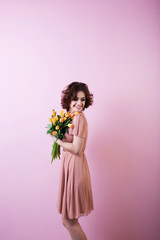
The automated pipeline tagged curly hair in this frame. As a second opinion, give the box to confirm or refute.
[61,82,94,112]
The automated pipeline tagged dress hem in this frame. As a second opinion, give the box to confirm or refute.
[57,208,94,219]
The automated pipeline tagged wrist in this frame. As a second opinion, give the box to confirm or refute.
[56,139,61,145]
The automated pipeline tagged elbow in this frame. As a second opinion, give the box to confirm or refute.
[74,149,79,154]
[74,147,81,155]
[72,141,83,155]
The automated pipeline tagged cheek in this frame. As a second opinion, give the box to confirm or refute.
[71,101,76,106]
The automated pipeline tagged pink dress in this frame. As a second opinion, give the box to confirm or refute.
[56,111,94,219]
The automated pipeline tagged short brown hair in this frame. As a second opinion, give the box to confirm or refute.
[61,82,94,112]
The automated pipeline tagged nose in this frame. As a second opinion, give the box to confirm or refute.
[77,99,82,106]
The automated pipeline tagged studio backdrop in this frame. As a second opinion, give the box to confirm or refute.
[0,1,159,240]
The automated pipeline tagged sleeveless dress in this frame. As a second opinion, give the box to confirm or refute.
[56,111,94,219]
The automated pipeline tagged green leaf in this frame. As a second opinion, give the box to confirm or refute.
[47,129,52,134]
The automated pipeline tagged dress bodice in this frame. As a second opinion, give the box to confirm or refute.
[62,111,88,153]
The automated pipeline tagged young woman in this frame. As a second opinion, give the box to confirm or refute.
[51,82,94,240]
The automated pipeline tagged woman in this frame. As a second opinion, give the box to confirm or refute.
[51,82,94,240]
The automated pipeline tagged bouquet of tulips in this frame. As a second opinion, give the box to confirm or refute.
[46,109,79,163]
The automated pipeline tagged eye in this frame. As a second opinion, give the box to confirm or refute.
[73,97,78,101]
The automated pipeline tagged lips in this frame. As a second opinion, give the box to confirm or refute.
[74,105,82,108]
[75,106,82,110]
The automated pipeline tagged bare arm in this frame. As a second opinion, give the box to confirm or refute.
[51,135,84,154]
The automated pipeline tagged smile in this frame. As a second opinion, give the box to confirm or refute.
[74,106,82,108]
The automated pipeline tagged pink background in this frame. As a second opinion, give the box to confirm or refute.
[0,0,160,240]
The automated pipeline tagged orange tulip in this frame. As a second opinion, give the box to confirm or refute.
[49,118,52,122]
[52,131,57,135]
[60,118,64,122]
[65,112,70,118]
[56,126,59,130]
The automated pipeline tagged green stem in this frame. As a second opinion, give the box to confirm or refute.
[51,141,61,163]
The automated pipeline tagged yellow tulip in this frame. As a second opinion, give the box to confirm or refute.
[74,111,80,115]
[68,123,73,128]
[63,117,67,121]
[52,110,56,116]
[53,116,58,122]
[60,110,64,116]
[49,118,52,122]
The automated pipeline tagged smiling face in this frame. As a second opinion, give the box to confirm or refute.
[69,91,86,113]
